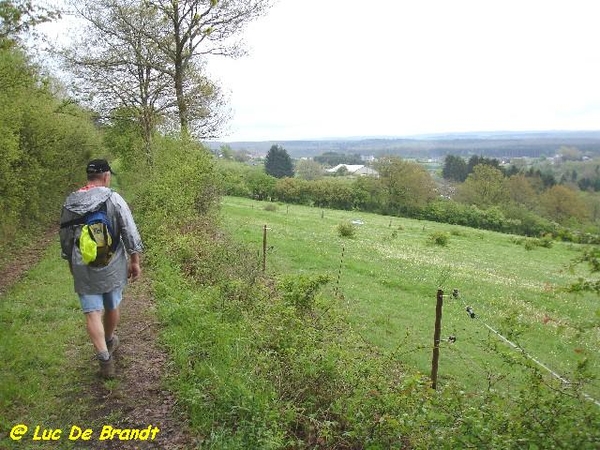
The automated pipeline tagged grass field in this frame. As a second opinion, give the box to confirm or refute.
[220,196,600,400]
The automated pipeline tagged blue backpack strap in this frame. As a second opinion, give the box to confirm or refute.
[85,210,110,227]
[87,210,117,249]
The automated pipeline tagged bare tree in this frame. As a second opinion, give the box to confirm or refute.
[180,60,231,139]
[64,0,269,150]
[64,0,176,163]
[141,0,271,135]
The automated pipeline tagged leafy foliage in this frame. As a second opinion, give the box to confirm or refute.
[568,246,600,295]
[294,158,323,180]
[278,273,331,312]
[314,151,362,166]
[428,231,450,246]
[457,164,508,208]
[0,0,60,45]
[134,136,219,241]
[540,184,589,225]
[336,221,356,238]
[0,43,102,255]
[216,160,277,199]
[375,155,437,214]
[442,154,468,181]
[273,177,309,204]
[309,178,354,210]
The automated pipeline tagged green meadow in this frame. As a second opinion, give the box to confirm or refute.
[220,196,600,399]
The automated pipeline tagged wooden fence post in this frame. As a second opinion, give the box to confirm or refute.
[262,224,267,272]
[431,289,444,389]
[334,245,345,297]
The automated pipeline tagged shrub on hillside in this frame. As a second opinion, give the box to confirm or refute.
[135,137,218,237]
[428,231,450,246]
[513,234,554,250]
[278,274,331,312]
[337,221,356,238]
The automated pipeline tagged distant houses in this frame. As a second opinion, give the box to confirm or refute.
[325,164,379,176]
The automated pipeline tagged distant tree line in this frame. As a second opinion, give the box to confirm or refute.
[443,153,600,194]
[217,151,600,243]
[443,155,522,182]
[314,151,363,166]
[441,154,598,237]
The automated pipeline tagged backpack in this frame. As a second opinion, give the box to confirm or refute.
[60,202,117,266]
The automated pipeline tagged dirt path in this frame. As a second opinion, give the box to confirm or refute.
[0,228,58,296]
[84,277,198,449]
[1,232,198,449]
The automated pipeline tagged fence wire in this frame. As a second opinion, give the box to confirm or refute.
[440,289,600,408]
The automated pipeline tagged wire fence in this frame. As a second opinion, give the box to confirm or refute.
[435,288,600,408]
[245,222,599,408]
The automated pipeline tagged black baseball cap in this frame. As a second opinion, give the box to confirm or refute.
[86,159,116,175]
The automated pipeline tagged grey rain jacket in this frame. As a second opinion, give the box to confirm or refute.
[59,186,143,295]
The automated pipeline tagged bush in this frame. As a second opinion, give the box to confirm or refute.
[0,45,103,261]
[538,234,554,248]
[428,231,450,246]
[135,137,218,238]
[514,234,554,251]
[278,274,331,312]
[450,228,468,237]
[337,221,356,238]
[524,239,537,251]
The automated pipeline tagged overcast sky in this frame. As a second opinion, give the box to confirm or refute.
[205,0,600,142]
[40,0,600,142]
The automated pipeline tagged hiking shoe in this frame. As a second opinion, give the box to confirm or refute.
[99,357,115,379]
[106,335,120,356]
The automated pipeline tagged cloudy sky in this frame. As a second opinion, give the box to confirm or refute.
[40,0,600,142]
[205,0,600,142]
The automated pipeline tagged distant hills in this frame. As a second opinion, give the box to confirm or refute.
[204,130,600,159]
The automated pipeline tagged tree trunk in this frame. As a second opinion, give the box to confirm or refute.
[141,109,154,167]
[175,66,189,136]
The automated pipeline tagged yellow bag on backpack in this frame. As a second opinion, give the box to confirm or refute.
[79,225,98,264]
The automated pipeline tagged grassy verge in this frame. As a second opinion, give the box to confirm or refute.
[0,240,100,449]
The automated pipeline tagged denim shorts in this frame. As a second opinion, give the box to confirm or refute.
[78,289,123,313]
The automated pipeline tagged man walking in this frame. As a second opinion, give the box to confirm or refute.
[59,159,143,378]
